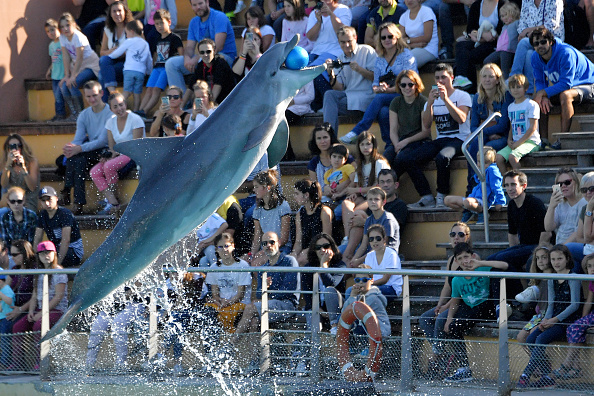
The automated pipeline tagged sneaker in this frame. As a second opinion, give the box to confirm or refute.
[460,209,474,223]
[438,47,449,60]
[532,375,556,389]
[408,195,436,209]
[517,374,530,388]
[97,198,109,209]
[444,366,473,382]
[453,76,472,89]
[339,131,359,144]
[550,140,562,150]
[98,203,115,215]
[515,285,540,303]
[234,0,246,14]
[330,325,338,336]
[435,194,446,208]
[540,138,551,150]
[173,363,183,376]
[295,360,308,377]
[58,188,71,206]
[49,114,67,122]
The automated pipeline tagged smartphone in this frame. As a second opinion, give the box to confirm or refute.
[246,32,254,41]
[432,85,438,90]
[194,98,203,108]
[552,184,561,194]
[161,96,170,106]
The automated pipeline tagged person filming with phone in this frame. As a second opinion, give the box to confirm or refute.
[0,135,40,213]
[232,27,264,80]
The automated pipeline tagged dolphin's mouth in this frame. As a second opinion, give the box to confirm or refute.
[278,34,327,74]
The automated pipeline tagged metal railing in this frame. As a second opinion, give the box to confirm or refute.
[3,266,594,396]
[462,111,502,243]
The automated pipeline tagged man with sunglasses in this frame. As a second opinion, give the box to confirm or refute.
[232,231,298,374]
[531,27,594,149]
[0,187,36,250]
[60,80,112,215]
[323,26,376,135]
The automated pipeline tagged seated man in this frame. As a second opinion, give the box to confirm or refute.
[0,187,37,249]
[232,231,298,374]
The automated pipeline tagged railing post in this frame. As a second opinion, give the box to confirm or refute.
[400,275,412,392]
[148,291,157,361]
[40,274,50,380]
[310,273,320,381]
[259,271,270,376]
[498,278,512,396]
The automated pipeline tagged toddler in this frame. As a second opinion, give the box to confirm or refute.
[483,2,520,78]
[322,144,355,203]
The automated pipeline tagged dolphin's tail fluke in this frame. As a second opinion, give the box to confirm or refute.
[40,298,83,343]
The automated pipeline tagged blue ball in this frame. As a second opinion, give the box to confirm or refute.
[285,46,309,70]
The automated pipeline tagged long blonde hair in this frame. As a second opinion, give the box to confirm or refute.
[477,64,507,104]
[375,22,408,58]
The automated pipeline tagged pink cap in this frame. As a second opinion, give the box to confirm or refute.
[37,241,56,253]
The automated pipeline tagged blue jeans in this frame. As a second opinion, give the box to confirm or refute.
[123,70,145,94]
[488,244,536,299]
[350,93,398,145]
[52,80,66,117]
[466,135,508,195]
[566,243,586,274]
[439,3,470,58]
[309,53,337,112]
[60,68,97,98]
[99,56,125,101]
[419,306,449,355]
[510,38,534,94]
[523,324,567,377]
[0,318,11,365]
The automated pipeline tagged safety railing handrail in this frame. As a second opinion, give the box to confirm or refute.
[461,111,502,243]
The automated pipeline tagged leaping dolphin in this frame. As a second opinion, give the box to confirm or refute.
[42,35,325,341]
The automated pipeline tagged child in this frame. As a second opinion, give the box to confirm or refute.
[483,2,520,79]
[552,253,594,379]
[516,245,553,347]
[161,114,184,137]
[363,224,402,302]
[496,74,541,176]
[193,213,228,268]
[108,20,153,112]
[137,9,183,119]
[443,243,508,383]
[281,0,313,52]
[517,244,582,389]
[445,147,506,224]
[45,19,66,122]
[0,273,15,367]
[322,144,355,203]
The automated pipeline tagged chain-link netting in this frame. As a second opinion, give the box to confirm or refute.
[0,331,42,374]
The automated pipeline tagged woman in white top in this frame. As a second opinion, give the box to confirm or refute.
[243,7,275,52]
[90,93,145,214]
[99,1,134,102]
[58,12,100,120]
[363,224,402,301]
[399,0,439,68]
[187,80,217,135]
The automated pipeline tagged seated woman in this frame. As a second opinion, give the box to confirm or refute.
[90,93,145,214]
[339,22,417,147]
[243,7,275,52]
[398,0,439,68]
[232,27,264,81]
[567,172,594,272]
[149,86,191,137]
[301,233,346,335]
[362,224,402,302]
[187,80,218,135]
[5,240,37,333]
[1,134,40,213]
[160,114,185,136]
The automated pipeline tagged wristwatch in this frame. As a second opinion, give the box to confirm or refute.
[586,211,593,217]
[406,38,411,44]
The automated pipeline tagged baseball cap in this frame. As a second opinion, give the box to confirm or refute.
[39,186,58,198]
[37,241,57,253]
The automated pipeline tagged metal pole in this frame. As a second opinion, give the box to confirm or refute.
[497,278,512,396]
[477,130,490,242]
[148,291,157,361]
[400,275,412,392]
[260,271,270,376]
[310,273,321,381]
[40,274,50,381]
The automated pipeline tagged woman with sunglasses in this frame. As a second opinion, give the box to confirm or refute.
[0,187,37,249]
[544,168,586,245]
[301,233,346,335]
[149,86,191,137]
[385,69,427,165]
[564,171,594,273]
[4,240,37,331]
[339,22,417,148]
[362,224,402,302]
[0,134,40,213]
[418,221,471,376]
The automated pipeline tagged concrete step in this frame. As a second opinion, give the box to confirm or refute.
[576,115,594,131]
[552,131,594,149]
[437,241,509,259]
[520,148,594,167]
[402,260,447,271]
[409,278,443,297]
[522,166,594,185]
[468,223,508,243]
[525,185,554,204]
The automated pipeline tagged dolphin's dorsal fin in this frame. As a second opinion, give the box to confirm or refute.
[242,117,277,152]
[115,136,185,178]
[267,117,289,168]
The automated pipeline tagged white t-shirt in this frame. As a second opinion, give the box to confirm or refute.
[108,36,153,74]
[59,30,95,61]
[105,111,146,144]
[306,5,353,57]
[554,198,587,244]
[508,98,541,145]
[187,108,217,135]
[205,259,252,300]
[424,89,472,141]
[241,25,276,40]
[196,213,227,241]
[364,247,402,296]
[282,19,313,52]
[399,6,439,58]
[104,27,127,50]
[353,159,391,186]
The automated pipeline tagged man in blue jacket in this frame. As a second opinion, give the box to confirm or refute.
[531,27,594,149]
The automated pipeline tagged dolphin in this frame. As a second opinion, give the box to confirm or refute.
[42,35,325,341]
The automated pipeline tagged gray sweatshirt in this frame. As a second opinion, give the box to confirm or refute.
[343,286,391,338]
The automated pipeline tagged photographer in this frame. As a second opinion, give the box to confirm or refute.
[339,22,417,152]
[323,26,377,135]
[1,135,40,213]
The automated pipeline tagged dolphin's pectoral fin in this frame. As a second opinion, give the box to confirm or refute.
[40,298,83,342]
[267,118,289,168]
[115,136,185,179]
[242,117,277,152]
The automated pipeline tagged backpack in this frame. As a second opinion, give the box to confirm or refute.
[564,1,590,50]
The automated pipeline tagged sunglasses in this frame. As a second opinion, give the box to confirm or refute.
[8,199,23,205]
[167,94,181,100]
[315,243,331,251]
[399,82,415,88]
[261,240,276,247]
[354,277,371,283]
[381,34,394,40]
[533,39,549,47]
[581,186,594,194]
[368,236,383,242]
[8,143,22,151]
[450,231,467,238]
[199,50,213,55]
[557,180,572,187]
[217,244,232,249]
[10,252,22,257]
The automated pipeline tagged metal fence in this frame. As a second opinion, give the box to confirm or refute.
[2,267,594,396]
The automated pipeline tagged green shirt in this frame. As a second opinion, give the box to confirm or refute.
[389,94,427,141]
[451,266,491,308]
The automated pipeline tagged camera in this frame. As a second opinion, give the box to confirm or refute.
[314,2,324,9]
[100,148,113,159]
[331,59,350,68]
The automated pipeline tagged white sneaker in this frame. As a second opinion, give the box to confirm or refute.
[452,75,472,89]
[445,366,473,382]
[408,195,436,209]
[435,194,446,208]
[516,285,540,303]
[339,131,358,144]
[233,0,246,14]
[330,325,338,336]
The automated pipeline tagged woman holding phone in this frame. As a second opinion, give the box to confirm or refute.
[149,86,191,137]
[0,134,40,212]
[233,27,264,80]
[187,80,217,135]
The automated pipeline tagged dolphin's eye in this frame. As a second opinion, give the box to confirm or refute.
[270,71,277,77]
